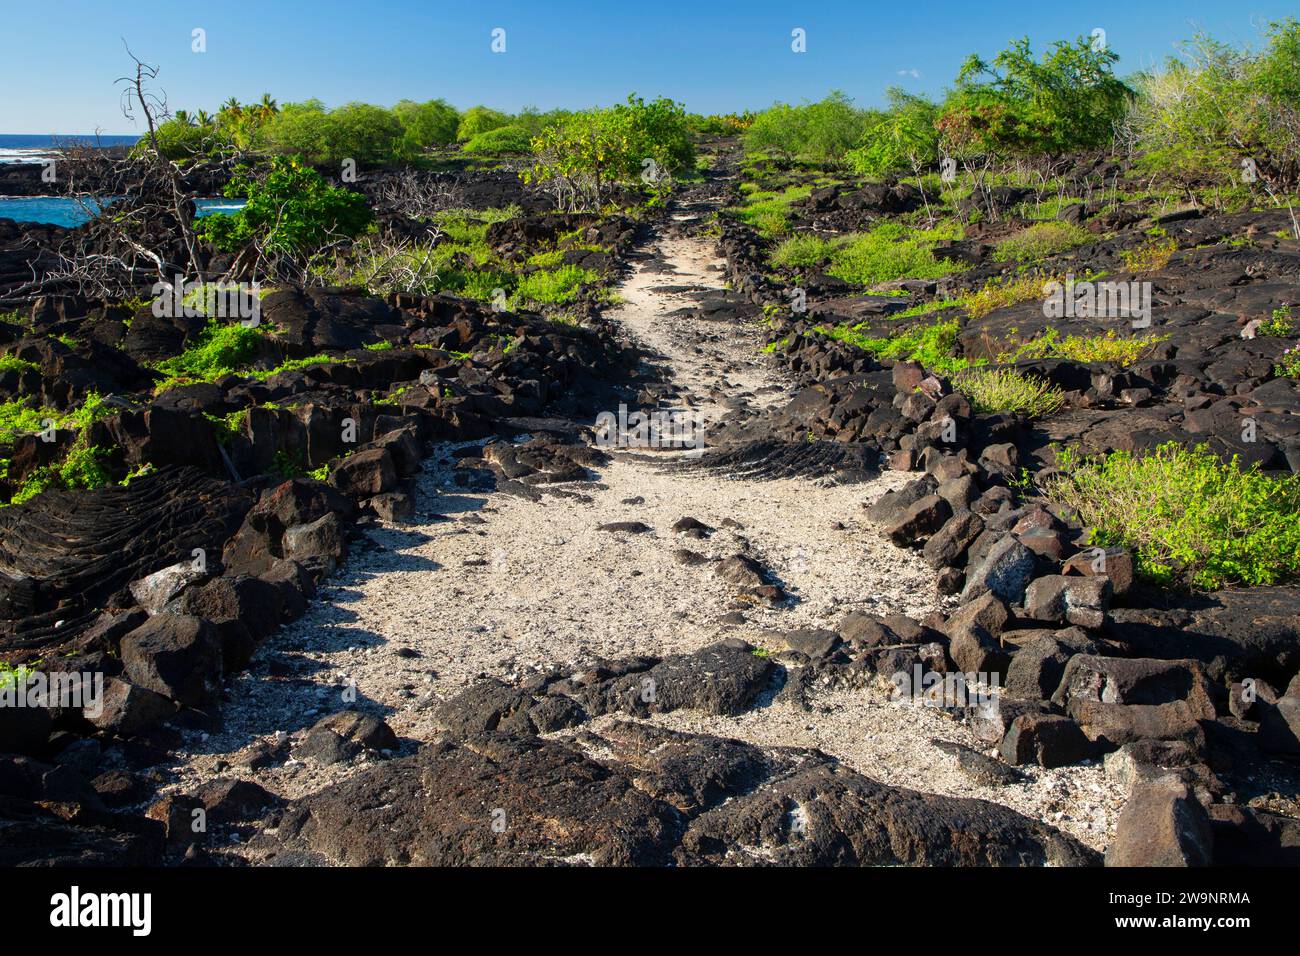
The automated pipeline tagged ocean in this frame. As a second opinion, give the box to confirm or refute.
[0,196,244,227]
[0,133,140,165]
[0,134,240,226]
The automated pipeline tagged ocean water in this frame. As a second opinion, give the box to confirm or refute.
[0,133,140,165]
[0,196,244,227]
[0,135,239,226]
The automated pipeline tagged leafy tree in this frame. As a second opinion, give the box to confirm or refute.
[745,92,875,165]
[1126,18,1300,219]
[327,102,404,165]
[456,106,511,143]
[523,95,694,210]
[197,157,373,255]
[847,89,941,177]
[259,101,402,167]
[938,36,1132,158]
[393,98,460,155]
[149,117,224,160]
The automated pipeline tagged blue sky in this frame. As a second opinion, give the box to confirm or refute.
[0,0,1295,133]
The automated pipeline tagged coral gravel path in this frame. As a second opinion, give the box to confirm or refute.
[164,205,1124,853]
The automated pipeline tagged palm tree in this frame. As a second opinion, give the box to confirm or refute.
[257,93,279,120]
[174,110,194,126]
[220,97,242,117]
[195,109,213,127]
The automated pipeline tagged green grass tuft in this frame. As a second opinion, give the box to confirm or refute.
[992,221,1092,263]
[955,367,1065,416]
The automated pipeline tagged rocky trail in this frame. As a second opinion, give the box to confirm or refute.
[158,197,1124,859]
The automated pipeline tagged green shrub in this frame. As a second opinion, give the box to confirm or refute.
[992,221,1091,262]
[963,274,1060,318]
[462,124,535,156]
[454,269,516,302]
[955,367,1064,416]
[0,400,51,444]
[1121,236,1178,272]
[1043,442,1300,588]
[149,116,231,161]
[526,249,566,268]
[524,95,695,211]
[1276,342,1300,378]
[514,265,598,305]
[817,318,975,376]
[1128,20,1300,200]
[456,106,511,143]
[938,35,1132,159]
[997,327,1168,366]
[259,100,404,167]
[392,98,460,154]
[1260,305,1294,336]
[0,355,38,374]
[823,221,967,286]
[728,184,813,238]
[745,91,875,165]
[770,234,838,268]
[846,89,941,177]
[0,392,112,445]
[198,157,374,256]
[153,320,267,389]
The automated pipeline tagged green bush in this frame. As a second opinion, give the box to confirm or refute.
[0,355,37,374]
[955,367,1064,416]
[817,318,974,376]
[259,101,403,167]
[938,36,1131,158]
[153,320,267,389]
[1128,19,1300,197]
[524,95,695,211]
[846,89,941,177]
[149,117,230,161]
[997,327,1168,366]
[457,106,511,143]
[770,234,838,268]
[1043,442,1300,588]
[745,91,876,165]
[462,124,535,156]
[1276,343,1300,378]
[514,265,598,305]
[728,184,813,239]
[392,98,460,154]
[824,221,967,286]
[1260,305,1294,336]
[197,157,374,256]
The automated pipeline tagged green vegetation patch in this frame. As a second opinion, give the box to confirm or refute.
[770,221,967,286]
[997,327,1169,367]
[515,265,600,306]
[1043,442,1300,588]
[153,320,269,391]
[0,355,38,374]
[992,221,1092,262]
[728,184,814,239]
[815,318,975,376]
[955,367,1064,416]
